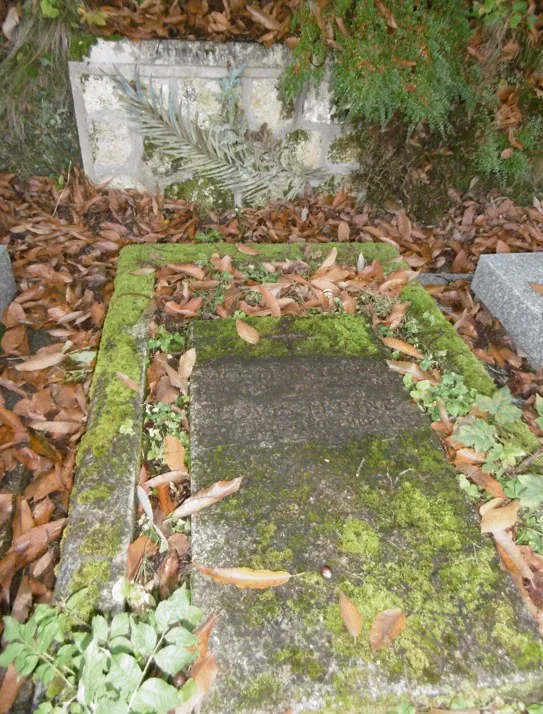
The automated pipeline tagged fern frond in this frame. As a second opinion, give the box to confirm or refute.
[111,70,322,207]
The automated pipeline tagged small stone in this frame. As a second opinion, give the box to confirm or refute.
[0,246,16,314]
[472,253,543,369]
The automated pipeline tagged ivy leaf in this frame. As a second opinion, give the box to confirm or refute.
[476,387,521,425]
[0,642,25,667]
[2,616,22,641]
[36,620,60,653]
[109,613,130,639]
[154,644,195,676]
[17,653,40,676]
[155,585,202,631]
[106,653,142,695]
[453,418,498,453]
[92,615,109,644]
[515,474,543,509]
[131,621,157,658]
[131,678,182,714]
[164,626,199,648]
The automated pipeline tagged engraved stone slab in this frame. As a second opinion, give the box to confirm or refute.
[189,316,543,713]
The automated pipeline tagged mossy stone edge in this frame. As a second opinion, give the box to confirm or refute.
[55,241,538,620]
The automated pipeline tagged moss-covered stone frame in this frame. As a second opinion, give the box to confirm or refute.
[55,241,538,620]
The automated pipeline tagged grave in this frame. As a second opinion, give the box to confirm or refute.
[69,40,357,194]
[0,245,16,314]
[472,253,543,370]
[56,243,543,712]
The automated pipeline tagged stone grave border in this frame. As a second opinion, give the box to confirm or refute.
[55,241,540,616]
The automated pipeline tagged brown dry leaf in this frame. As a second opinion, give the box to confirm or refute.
[382,337,424,360]
[177,654,219,714]
[246,5,281,30]
[163,434,186,471]
[10,518,66,566]
[338,591,363,639]
[29,420,80,435]
[172,477,243,519]
[2,6,20,41]
[15,351,66,372]
[259,285,281,317]
[397,210,412,241]
[386,360,438,384]
[144,470,187,490]
[317,247,338,273]
[0,407,27,437]
[480,500,519,533]
[236,319,260,345]
[530,282,543,295]
[178,348,197,380]
[194,612,222,659]
[127,535,159,580]
[370,608,407,652]
[0,665,25,714]
[236,243,259,255]
[458,465,506,499]
[337,222,350,241]
[493,529,534,584]
[116,371,140,392]
[194,564,292,589]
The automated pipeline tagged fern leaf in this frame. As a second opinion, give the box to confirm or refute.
[110,69,322,207]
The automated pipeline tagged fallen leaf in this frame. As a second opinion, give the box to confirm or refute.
[116,371,140,392]
[236,243,259,255]
[194,564,292,589]
[163,434,186,471]
[136,486,169,551]
[246,5,281,30]
[397,210,412,241]
[172,477,243,519]
[15,351,66,371]
[194,612,222,659]
[530,282,543,295]
[178,348,197,380]
[370,608,406,652]
[382,337,424,360]
[259,285,281,317]
[337,222,350,242]
[144,470,187,490]
[317,247,338,273]
[127,535,159,580]
[236,319,260,345]
[2,6,20,42]
[0,665,25,714]
[338,591,363,639]
[480,500,519,533]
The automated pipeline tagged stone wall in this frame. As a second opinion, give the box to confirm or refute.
[69,40,357,197]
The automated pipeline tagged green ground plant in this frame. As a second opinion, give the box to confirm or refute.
[0,584,201,714]
[281,0,543,219]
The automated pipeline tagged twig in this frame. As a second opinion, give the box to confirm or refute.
[512,446,543,474]
[53,161,72,217]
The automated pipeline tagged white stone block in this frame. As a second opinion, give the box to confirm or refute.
[90,120,133,166]
[249,78,288,132]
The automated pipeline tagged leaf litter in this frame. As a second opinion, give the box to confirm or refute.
[1,170,543,708]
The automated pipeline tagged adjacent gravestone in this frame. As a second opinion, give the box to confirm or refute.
[0,246,16,313]
[69,40,357,193]
[472,253,543,369]
[189,315,543,713]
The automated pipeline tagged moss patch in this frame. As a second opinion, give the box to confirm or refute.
[191,314,382,361]
[165,177,234,211]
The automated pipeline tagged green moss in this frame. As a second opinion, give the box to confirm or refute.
[77,484,114,505]
[164,177,234,211]
[117,242,400,276]
[78,524,124,558]
[240,673,284,708]
[341,519,380,558]
[67,561,112,622]
[401,283,495,395]
[257,522,277,548]
[250,547,294,570]
[191,314,382,361]
[68,33,98,61]
[328,133,361,164]
[273,646,325,680]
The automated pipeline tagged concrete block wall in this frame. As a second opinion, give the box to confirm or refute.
[69,40,358,193]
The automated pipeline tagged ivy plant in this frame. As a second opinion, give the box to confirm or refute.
[405,371,476,421]
[0,585,201,714]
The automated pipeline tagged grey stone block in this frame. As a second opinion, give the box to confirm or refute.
[188,316,543,713]
[472,253,543,369]
[0,245,16,312]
